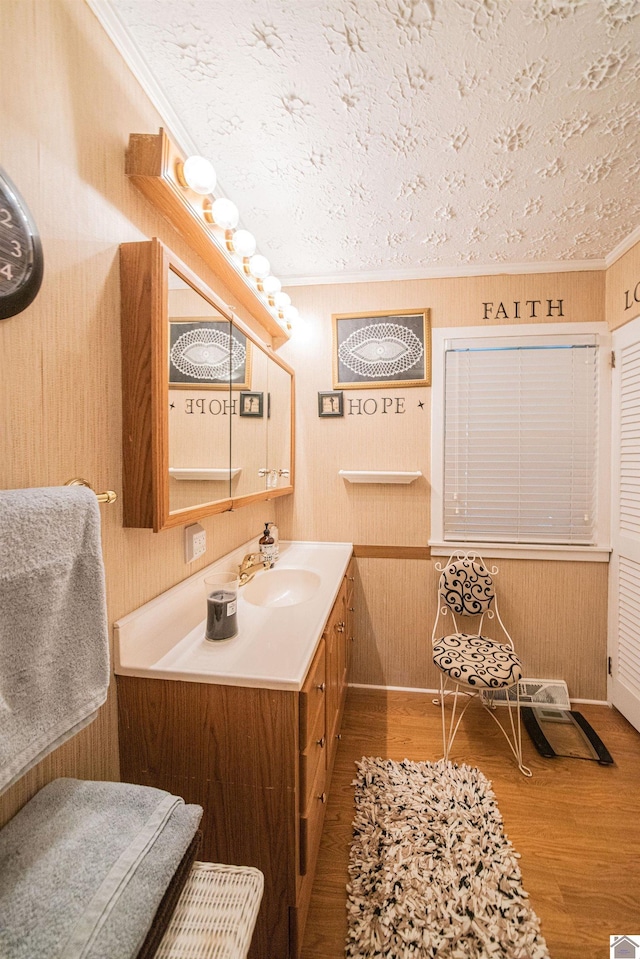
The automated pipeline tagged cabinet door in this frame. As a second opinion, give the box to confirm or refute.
[345,558,356,672]
[325,578,347,772]
[299,694,326,812]
[300,639,326,746]
[299,744,327,876]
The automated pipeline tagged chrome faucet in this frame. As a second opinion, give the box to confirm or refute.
[238,552,272,586]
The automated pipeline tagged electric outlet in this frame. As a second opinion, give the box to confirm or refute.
[185,523,207,563]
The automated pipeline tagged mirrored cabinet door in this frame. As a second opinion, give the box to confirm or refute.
[120,238,294,531]
[167,268,233,513]
[120,239,234,530]
[231,342,269,500]
[266,356,293,490]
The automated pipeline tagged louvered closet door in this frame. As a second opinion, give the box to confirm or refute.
[609,316,640,731]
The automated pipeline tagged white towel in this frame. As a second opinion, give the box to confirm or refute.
[0,486,110,795]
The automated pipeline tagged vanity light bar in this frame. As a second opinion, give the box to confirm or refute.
[125,129,293,339]
[176,155,216,195]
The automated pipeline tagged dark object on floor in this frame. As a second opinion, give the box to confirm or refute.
[522,706,614,765]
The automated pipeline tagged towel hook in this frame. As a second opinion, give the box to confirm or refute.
[65,478,117,505]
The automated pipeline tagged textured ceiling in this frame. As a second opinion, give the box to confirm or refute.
[106,0,640,283]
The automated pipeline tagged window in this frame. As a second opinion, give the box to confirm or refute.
[430,324,611,561]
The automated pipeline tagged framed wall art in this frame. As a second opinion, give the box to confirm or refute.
[318,390,344,417]
[239,391,264,417]
[332,309,430,389]
[169,318,252,389]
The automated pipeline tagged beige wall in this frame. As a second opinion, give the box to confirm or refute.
[0,0,275,827]
[606,237,640,331]
[277,271,609,700]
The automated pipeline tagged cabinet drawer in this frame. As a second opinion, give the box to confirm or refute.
[299,697,326,811]
[299,639,326,745]
[299,748,327,876]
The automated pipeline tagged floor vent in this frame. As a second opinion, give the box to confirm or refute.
[482,678,570,709]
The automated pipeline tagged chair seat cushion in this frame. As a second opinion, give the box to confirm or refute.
[433,632,523,689]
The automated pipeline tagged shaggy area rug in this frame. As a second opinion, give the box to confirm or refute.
[346,758,550,959]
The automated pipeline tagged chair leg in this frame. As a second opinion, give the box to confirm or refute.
[439,674,474,761]
[481,685,532,777]
[439,676,533,777]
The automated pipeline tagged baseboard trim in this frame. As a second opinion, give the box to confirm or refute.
[348,682,440,695]
[348,683,610,708]
[570,698,611,707]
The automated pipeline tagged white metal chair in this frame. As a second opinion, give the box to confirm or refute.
[431,552,531,777]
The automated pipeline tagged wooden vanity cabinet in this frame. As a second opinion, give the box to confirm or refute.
[117,560,354,959]
[326,557,355,775]
[346,559,355,672]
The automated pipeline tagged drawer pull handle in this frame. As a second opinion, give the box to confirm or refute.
[315,682,326,692]
[348,576,355,581]
[318,792,327,804]
[316,736,326,748]
[348,606,355,612]
[336,733,342,741]
[337,622,345,633]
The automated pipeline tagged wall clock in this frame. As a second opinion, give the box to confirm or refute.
[0,167,44,320]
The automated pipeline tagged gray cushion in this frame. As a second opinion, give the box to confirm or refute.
[433,632,523,689]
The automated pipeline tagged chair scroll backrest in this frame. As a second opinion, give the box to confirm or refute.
[432,552,515,650]
[438,555,495,617]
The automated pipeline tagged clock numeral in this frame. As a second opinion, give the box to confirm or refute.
[0,262,14,282]
[0,208,13,228]
[10,239,22,258]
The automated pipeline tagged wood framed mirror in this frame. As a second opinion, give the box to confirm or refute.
[120,238,294,531]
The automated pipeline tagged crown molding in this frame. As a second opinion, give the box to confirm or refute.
[605,225,640,268]
[85,0,201,159]
[86,0,257,220]
[282,258,607,288]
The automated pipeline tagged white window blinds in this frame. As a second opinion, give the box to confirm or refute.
[443,340,599,545]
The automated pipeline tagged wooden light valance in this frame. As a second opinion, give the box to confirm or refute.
[125,128,289,342]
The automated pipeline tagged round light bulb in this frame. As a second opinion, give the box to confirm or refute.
[231,229,257,257]
[284,305,299,323]
[211,197,239,230]
[181,155,216,195]
[249,254,271,279]
[262,275,282,296]
[274,291,291,310]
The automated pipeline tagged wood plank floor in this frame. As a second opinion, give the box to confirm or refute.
[301,687,640,959]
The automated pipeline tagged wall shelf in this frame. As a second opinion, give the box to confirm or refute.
[338,470,422,485]
[125,129,288,343]
[169,467,241,481]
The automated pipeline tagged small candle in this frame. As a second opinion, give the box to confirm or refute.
[205,588,238,641]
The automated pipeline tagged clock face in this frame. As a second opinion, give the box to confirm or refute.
[0,167,44,320]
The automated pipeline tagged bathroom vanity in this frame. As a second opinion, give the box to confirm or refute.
[114,541,354,959]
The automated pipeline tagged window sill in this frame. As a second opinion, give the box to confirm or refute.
[428,542,612,563]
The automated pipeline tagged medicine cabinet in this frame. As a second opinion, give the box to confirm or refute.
[120,238,294,531]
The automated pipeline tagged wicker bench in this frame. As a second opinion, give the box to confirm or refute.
[154,862,264,959]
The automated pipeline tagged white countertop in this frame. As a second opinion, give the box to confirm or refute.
[113,540,353,691]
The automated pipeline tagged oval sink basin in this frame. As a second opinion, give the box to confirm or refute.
[243,569,321,608]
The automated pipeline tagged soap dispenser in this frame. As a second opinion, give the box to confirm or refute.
[259,522,277,567]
